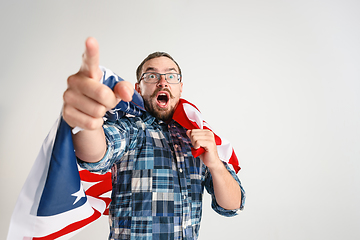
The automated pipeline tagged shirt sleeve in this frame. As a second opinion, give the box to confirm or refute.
[77,119,132,174]
[204,162,246,216]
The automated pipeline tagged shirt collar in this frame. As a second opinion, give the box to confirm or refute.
[142,111,175,127]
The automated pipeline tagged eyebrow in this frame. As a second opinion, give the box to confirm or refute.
[144,67,157,72]
[144,67,178,73]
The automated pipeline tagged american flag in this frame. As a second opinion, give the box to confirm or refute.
[7,67,240,239]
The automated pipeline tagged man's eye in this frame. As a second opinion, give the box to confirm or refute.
[148,74,156,79]
[168,74,175,79]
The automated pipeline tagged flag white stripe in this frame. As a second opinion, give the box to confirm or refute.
[7,117,60,239]
[32,201,94,237]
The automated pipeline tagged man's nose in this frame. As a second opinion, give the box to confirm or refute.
[156,75,168,88]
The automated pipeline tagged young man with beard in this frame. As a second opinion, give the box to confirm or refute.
[62,37,245,239]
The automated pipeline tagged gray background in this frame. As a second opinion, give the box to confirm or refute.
[1,0,359,239]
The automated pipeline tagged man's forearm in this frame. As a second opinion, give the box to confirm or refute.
[72,128,107,163]
[209,162,242,210]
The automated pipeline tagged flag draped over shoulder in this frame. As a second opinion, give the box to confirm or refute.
[7,67,240,240]
[7,68,145,240]
[173,99,240,173]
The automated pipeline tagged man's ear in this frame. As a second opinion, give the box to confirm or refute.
[180,82,183,95]
[135,83,141,94]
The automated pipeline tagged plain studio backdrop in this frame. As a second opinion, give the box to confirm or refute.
[1,1,359,239]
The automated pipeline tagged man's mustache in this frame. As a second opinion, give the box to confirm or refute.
[150,88,175,99]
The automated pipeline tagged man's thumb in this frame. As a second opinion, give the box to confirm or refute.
[113,81,134,103]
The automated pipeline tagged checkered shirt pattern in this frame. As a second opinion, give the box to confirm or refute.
[78,112,245,240]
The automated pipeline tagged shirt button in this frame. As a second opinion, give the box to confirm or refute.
[179,168,183,173]
[183,195,186,200]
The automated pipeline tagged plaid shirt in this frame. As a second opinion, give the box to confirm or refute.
[79,112,245,240]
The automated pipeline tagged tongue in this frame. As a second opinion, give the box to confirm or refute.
[158,99,167,106]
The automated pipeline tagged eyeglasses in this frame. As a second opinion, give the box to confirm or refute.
[139,72,182,84]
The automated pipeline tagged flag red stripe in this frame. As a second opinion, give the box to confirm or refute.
[229,150,241,173]
[79,170,111,182]
[32,208,101,240]
[85,177,112,197]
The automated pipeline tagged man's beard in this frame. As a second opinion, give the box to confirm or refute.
[143,88,176,122]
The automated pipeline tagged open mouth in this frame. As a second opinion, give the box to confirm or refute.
[156,91,170,108]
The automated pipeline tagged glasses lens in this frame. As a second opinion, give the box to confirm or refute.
[144,73,159,83]
[166,73,179,83]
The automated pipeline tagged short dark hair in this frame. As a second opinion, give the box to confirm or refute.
[136,52,182,83]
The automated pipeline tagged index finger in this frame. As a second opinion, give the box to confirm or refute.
[80,37,101,79]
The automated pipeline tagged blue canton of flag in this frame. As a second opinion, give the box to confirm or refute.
[37,118,87,217]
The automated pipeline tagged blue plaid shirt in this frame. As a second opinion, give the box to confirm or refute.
[79,112,245,240]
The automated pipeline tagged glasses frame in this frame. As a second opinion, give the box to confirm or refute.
[139,72,182,84]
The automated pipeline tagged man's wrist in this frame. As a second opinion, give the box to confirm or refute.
[207,158,226,173]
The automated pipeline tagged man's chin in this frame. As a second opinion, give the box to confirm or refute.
[144,100,175,121]
[152,109,174,122]
[150,106,174,121]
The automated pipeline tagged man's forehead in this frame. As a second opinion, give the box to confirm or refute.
[142,56,179,73]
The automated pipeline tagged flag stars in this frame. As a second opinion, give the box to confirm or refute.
[71,184,85,205]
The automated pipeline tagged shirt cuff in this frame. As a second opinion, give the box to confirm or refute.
[77,137,114,174]
[205,162,246,217]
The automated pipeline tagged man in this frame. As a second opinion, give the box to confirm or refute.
[62,37,245,239]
